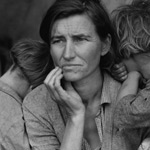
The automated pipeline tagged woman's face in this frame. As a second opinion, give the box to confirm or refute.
[50,14,110,82]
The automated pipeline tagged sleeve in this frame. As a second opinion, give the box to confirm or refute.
[114,88,150,128]
[23,86,61,150]
[0,121,31,150]
[0,92,31,150]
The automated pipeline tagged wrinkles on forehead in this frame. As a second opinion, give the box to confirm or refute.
[51,14,98,40]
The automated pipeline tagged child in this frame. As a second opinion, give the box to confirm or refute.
[0,39,53,149]
[112,1,150,149]
[112,0,150,128]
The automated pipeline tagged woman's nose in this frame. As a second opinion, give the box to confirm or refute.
[63,41,75,60]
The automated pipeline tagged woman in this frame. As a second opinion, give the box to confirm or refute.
[0,39,52,149]
[23,0,149,150]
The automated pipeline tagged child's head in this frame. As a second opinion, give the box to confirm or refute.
[112,0,150,59]
[10,39,54,89]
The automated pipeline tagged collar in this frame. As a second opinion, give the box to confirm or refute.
[100,73,113,105]
[95,73,120,116]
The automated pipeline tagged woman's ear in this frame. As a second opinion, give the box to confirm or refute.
[101,34,111,56]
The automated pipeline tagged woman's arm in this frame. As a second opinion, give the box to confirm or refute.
[44,67,85,150]
[60,112,85,150]
[23,83,85,150]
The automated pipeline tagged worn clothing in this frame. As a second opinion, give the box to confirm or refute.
[114,79,150,128]
[0,80,31,150]
[23,73,150,150]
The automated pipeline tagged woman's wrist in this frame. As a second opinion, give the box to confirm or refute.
[70,110,85,124]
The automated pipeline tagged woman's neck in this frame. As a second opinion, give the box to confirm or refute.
[72,69,103,107]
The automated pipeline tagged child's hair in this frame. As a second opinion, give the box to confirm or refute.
[10,39,54,89]
[112,0,150,59]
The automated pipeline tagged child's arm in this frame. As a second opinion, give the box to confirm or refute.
[117,71,141,101]
[114,70,150,128]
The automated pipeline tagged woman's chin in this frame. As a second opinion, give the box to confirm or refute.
[63,74,80,82]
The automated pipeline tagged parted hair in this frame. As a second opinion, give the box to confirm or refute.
[10,39,54,89]
[112,0,150,59]
[40,0,118,69]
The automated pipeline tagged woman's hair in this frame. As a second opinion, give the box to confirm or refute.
[112,0,150,59]
[10,39,54,89]
[40,0,118,69]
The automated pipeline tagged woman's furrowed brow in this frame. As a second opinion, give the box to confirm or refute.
[72,34,91,38]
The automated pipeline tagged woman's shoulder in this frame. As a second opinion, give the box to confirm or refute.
[27,84,48,97]
[23,84,66,137]
[23,84,57,112]
[104,72,121,87]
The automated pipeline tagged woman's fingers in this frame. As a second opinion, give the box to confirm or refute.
[44,67,84,115]
[44,67,60,84]
[44,67,63,101]
[53,73,67,103]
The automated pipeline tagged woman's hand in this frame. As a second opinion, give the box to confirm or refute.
[44,67,85,117]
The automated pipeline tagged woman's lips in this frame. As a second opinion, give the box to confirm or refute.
[62,64,81,70]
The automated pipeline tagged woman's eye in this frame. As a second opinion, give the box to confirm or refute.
[74,37,86,42]
[51,39,64,44]
[52,40,61,44]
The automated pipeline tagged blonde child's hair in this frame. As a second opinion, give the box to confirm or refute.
[112,0,150,59]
